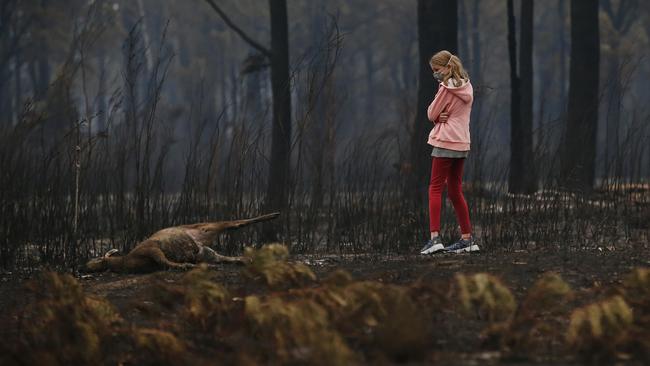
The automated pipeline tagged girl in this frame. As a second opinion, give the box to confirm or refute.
[420,50,479,254]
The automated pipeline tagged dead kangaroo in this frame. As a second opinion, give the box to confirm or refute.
[83,212,280,273]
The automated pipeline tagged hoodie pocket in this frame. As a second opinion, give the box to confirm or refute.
[435,120,469,143]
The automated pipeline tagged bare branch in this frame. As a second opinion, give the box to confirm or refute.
[202,0,271,57]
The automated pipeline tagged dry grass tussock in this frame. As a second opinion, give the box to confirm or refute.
[243,243,317,289]
[7,272,192,365]
[481,272,573,360]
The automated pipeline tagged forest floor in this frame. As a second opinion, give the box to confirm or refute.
[1,244,649,365]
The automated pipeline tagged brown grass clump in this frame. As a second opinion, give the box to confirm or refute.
[244,295,357,365]
[290,273,432,362]
[243,243,316,289]
[15,272,122,365]
[129,328,188,366]
[620,267,650,311]
[453,273,516,322]
[178,266,232,331]
[323,268,354,286]
[615,268,650,361]
[520,272,572,312]
[483,272,572,359]
[149,265,233,334]
[566,295,634,362]
[365,283,432,362]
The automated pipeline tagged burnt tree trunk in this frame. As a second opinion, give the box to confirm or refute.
[519,0,535,193]
[440,1,458,51]
[508,0,536,194]
[409,0,457,200]
[458,0,469,60]
[306,4,330,209]
[364,49,374,124]
[605,50,621,181]
[468,0,483,184]
[506,0,521,193]
[470,0,481,82]
[561,0,599,191]
[96,46,107,132]
[601,0,638,183]
[558,0,567,108]
[265,0,292,215]
[13,42,21,125]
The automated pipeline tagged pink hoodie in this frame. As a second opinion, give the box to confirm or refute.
[426,79,474,151]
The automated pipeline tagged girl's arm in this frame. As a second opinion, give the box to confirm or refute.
[427,89,449,123]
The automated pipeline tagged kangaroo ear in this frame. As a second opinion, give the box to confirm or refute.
[104,249,119,258]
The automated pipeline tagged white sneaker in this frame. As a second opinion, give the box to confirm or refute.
[444,237,480,253]
[420,237,445,255]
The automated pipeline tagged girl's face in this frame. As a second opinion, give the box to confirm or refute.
[432,64,449,82]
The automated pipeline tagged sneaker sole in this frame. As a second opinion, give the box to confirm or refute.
[420,244,445,255]
[447,245,480,254]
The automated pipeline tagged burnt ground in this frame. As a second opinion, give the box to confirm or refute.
[1,245,649,365]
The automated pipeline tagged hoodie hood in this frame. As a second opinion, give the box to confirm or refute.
[440,79,473,103]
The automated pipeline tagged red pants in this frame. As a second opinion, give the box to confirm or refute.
[429,157,472,234]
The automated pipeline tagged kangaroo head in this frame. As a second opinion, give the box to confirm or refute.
[83,249,120,272]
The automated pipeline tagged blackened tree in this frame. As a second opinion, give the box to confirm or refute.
[507,0,536,194]
[409,0,457,199]
[561,0,600,191]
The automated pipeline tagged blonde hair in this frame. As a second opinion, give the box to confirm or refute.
[429,50,469,87]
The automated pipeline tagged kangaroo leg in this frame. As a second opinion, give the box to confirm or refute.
[181,212,280,239]
[199,246,250,265]
[223,212,280,231]
[147,247,197,271]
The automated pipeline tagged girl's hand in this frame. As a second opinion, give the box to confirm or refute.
[438,103,450,123]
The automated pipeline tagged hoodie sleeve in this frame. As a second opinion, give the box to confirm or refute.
[427,87,447,122]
